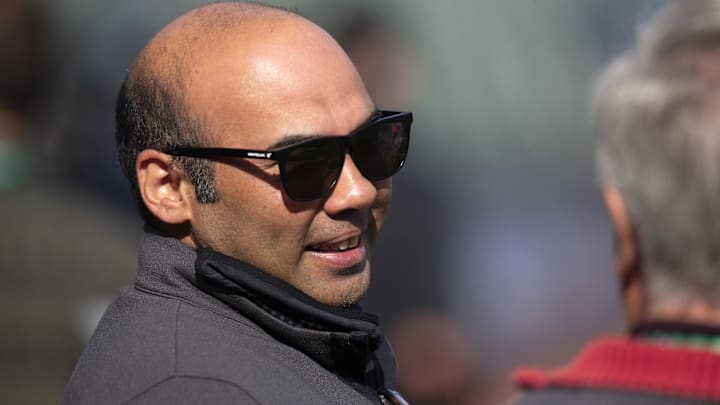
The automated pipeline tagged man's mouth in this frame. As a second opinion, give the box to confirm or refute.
[306,234,367,269]
[309,236,361,252]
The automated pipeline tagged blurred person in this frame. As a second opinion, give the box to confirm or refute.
[513,1,720,403]
[0,0,139,404]
[62,3,412,404]
[387,311,490,405]
[0,0,50,185]
[330,7,424,111]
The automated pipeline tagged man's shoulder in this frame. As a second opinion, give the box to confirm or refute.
[512,337,720,405]
[63,288,269,401]
[63,287,368,404]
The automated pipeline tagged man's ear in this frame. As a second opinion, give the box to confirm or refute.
[136,149,194,225]
[602,184,644,324]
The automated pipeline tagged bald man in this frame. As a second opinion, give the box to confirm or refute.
[61,3,412,404]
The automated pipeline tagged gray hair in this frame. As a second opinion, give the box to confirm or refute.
[594,0,720,309]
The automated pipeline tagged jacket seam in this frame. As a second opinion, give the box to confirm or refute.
[173,301,180,375]
[120,375,261,404]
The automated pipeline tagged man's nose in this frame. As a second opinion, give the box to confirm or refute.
[323,154,378,215]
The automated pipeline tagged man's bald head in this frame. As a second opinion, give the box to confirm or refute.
[132,3,297,92]
[115,2,356,221]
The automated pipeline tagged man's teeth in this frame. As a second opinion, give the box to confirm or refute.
[321,236,360,252]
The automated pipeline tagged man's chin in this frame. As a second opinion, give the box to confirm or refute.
[308,265,371,308]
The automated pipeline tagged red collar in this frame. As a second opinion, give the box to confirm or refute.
[514,336,720,401]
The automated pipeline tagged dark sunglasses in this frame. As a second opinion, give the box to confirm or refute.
[167,110,412,201]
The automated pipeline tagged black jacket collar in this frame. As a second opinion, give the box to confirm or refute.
[194,247,392,398]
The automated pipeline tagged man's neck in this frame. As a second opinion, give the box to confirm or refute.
[647,298,720,326]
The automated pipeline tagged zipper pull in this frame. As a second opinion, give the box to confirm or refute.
[377,392,393,405]
[377,389,409,405]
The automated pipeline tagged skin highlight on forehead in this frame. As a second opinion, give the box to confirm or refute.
[130,2,370,148]
[129,3,297,102]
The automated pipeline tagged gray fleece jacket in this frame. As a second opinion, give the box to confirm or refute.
[61,227,400,404]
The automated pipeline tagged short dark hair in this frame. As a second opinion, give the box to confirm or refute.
[115,72,218,222]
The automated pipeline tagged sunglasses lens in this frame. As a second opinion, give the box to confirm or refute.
[353,119,409,180]
[283,140,344,200]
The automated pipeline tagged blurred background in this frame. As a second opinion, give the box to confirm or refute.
[0,0,671,404]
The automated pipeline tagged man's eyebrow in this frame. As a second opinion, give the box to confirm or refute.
[268,134,318,150]
[266,109,380,150]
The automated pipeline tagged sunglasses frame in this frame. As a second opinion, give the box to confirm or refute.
[166,110,413,201]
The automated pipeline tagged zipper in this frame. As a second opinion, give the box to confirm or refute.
[377,389,408,405]
[377,392,393,405]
